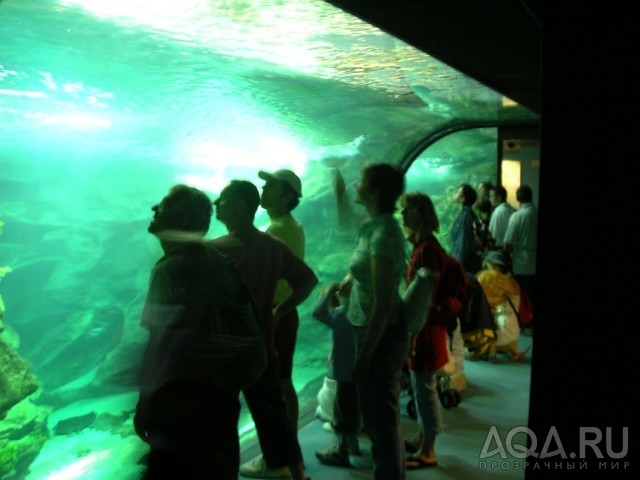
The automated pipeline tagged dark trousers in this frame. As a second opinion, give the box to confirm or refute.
[143,448,237,480]
[333,380,361,437]
[355,321,411,480]
[140,379,240,480]
[242,354,303,469]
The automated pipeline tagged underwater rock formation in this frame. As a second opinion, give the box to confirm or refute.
[0,321,47,480]
[0,323,39,420]
[0,398,50,480]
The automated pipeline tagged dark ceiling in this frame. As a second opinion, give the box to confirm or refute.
[325,0,543,115]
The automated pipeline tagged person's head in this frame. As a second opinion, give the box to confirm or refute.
[477,181,493,201]
[516,185,533,203]
[400,192,440,237]
[477,198,493,217]
[489,185,508,207]
[356,163,405,214]
[258,169,302,214]
[482,249,513,274]
[455,183,477,207]
[149,184,212,237]
[214,180,260,229]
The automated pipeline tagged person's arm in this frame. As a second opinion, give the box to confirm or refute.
[352,253,396,381]
[273,247,319,318]
[488,209,498,239]
[312,283,339,327]
[332,168,362,230]
[503,215,516,255]
[274,275,317,318]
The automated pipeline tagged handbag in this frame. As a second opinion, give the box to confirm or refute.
[505,291,534,328]
[401,267,438,334]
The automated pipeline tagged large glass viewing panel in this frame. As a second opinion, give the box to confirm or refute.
[0,0,539,478]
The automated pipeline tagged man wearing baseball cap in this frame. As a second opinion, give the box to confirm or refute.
[238,169,306,478]
[257,171,304,420]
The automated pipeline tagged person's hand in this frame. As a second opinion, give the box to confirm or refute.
[320,282,340,298]
[337,275,352,297]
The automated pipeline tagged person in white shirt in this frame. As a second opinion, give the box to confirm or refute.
[488,185,516,247]
[504,185,537,334]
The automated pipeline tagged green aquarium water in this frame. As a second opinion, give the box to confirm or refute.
[0,0,537,478]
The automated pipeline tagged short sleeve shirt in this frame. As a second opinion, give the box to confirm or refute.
[208,227,316,355]
[504,203,537,275]
[488,202,516,247]
[266,213,305,304]
[347,213,407,326]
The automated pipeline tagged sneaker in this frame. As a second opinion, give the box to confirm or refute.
[239,456,291,479]
[322,421,335,433]
[315,445,351,467]
[348,453,372,469]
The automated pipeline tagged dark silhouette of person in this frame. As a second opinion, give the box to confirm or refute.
[341,163,410,479]
[258,169,305,432]
[504,185,538,335]
[450,183,482,273]
[134,184,265,480]
[210,180,318,480]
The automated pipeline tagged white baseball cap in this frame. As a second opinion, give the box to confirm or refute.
[258,169,302,198]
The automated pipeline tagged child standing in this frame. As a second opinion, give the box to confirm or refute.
[312,275,364,467]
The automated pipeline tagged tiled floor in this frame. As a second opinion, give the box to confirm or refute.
[241,335,533,479]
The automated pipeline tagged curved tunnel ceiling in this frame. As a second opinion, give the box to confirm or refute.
[324,0,543,116]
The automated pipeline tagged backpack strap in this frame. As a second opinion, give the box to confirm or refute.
[504,295,520,323]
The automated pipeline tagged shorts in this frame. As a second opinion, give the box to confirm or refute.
[274,309,299,379]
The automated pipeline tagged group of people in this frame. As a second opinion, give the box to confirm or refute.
[312,175,538,477]
[134,164,538,480]
[450,180,538,333]
[134,171,318,480]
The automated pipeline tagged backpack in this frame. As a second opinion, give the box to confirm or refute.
[200,247,267,391]
[138,244,267,402]
[514,289,534,327]
[435,255,469,334]
[401,255,467,335]
[519,290,533,327]
[459,273,497,357]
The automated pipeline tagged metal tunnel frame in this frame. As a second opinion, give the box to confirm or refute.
[399,118,541,172]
